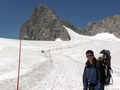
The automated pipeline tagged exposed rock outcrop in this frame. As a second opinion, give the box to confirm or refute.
[19,5,70,41]
[81,15,120,38]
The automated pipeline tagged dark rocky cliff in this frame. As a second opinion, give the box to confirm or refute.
[19,5,70,41]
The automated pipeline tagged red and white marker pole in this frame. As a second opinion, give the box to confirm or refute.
[16,39,22,90]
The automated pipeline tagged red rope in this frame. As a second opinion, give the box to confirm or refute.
[16,39,22,90]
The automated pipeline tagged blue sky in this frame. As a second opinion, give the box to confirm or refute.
[0,0,120,39]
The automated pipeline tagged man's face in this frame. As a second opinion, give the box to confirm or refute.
[86,53,94,61]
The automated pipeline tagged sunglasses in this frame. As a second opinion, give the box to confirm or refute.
[86,54,93,57]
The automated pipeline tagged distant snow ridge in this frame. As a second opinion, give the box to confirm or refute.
[63,26,90,40]
[64,25,120,41]
[63,26,81,40]
[92,33,120,41]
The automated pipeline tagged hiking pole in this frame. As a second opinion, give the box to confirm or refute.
[16,39,22,90]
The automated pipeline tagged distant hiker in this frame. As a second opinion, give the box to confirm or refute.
[96,53,106,90]
[83,50,101,90]
[41,50,45,53]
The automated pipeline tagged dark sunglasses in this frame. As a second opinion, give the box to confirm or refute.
[86,54,93,57]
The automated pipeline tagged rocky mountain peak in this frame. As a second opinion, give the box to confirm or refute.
[19,5,70,41]
[81,15,120,38]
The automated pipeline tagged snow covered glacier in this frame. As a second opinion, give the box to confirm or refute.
[0,27,120,90]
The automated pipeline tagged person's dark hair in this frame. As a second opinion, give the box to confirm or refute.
[86,50,94,56]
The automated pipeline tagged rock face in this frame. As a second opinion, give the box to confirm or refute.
[61,19,81,33]
[19,5,120,40]
[60,19,78,31]
[81,15,120,38]
[19,5,70,41]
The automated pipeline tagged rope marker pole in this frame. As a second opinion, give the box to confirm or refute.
[16,39,22,90]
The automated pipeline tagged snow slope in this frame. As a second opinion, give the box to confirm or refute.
[0,27,120,90]
[92,33,120,41]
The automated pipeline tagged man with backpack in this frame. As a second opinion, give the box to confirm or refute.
[83,50,101,90]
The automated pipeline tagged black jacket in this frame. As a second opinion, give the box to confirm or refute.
[96,61,105,85]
